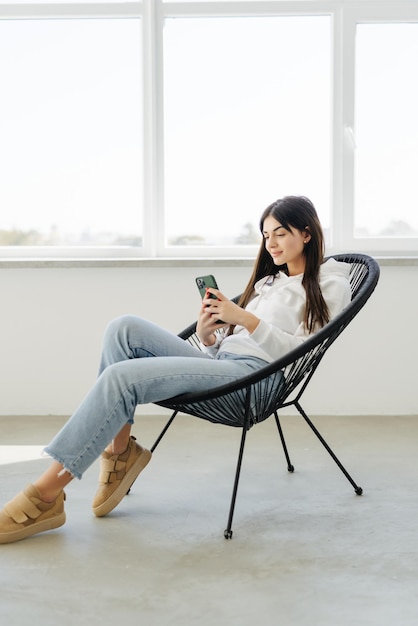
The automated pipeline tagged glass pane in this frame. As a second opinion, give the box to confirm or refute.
[0,19,143,247]
[355,23,418,237]
[163,16,331,247]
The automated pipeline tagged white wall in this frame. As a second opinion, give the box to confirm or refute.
[0,261,416,417]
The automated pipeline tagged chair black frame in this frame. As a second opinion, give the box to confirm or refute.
[146,254,380,539]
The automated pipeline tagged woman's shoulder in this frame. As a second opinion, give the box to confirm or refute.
[320,258,351,280]
[320,258,352,308]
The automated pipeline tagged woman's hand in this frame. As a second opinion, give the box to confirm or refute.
[196,288,260,346]
[196,289,227,346]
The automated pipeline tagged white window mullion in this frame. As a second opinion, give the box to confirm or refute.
[329,5,343,253]
[153,1,168,257]
[142,0,164,256]
[340,6,356,253]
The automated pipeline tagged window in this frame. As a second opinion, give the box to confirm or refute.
[355,23,418,239]
[163,15,331,250]
[0,0,417,259]
[0,16,143,251]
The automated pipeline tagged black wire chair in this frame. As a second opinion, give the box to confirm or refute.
[147,254,380,539]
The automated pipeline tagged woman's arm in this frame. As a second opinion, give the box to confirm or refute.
[196,289,260,347]
[248,271,352,359]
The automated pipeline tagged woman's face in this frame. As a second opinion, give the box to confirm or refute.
[262,214,310,275]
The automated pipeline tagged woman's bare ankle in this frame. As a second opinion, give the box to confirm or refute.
[34,463,73,503]
[105,439,130,456]
[34,486,62,503]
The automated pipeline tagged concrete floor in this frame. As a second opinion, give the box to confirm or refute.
[1,413,418,625]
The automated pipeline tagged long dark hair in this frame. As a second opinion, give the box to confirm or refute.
[232,196,330,333]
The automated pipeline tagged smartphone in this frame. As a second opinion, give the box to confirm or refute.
[195,274,224,323]
[195,274,219,300]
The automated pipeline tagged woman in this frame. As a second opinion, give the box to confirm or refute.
[0,196,351,544]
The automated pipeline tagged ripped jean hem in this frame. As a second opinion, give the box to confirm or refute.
[43,448,81,480]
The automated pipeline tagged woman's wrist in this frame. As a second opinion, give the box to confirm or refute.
[197,333,216,347]
[239,311,260,335]
[202,337,216,347]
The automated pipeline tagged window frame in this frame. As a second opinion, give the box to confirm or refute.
[0,0,417,259]
[340,1,418,255]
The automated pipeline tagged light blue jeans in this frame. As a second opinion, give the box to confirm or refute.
[44,315,268,479]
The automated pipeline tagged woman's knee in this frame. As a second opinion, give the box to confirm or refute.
[96,363,139,418]
[98,360,132,394]
[105,314,139,336]
[104,314,148,350]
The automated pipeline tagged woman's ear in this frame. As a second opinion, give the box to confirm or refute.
[303,226,311,244]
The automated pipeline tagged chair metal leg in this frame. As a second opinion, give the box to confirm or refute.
[150,411,178,453]
[127,411,178,495]
[274,411,294,473]
[224,421,249,540]
[224,391,252,539]
[295,401,363,495]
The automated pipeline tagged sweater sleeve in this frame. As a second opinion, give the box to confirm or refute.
[198,331,224,357]
[248,269,352,359]
[249,318,307,357]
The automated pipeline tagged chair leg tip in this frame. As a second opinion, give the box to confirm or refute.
[224,529,233,539]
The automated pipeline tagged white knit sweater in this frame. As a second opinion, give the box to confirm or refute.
[202,258,351,363]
